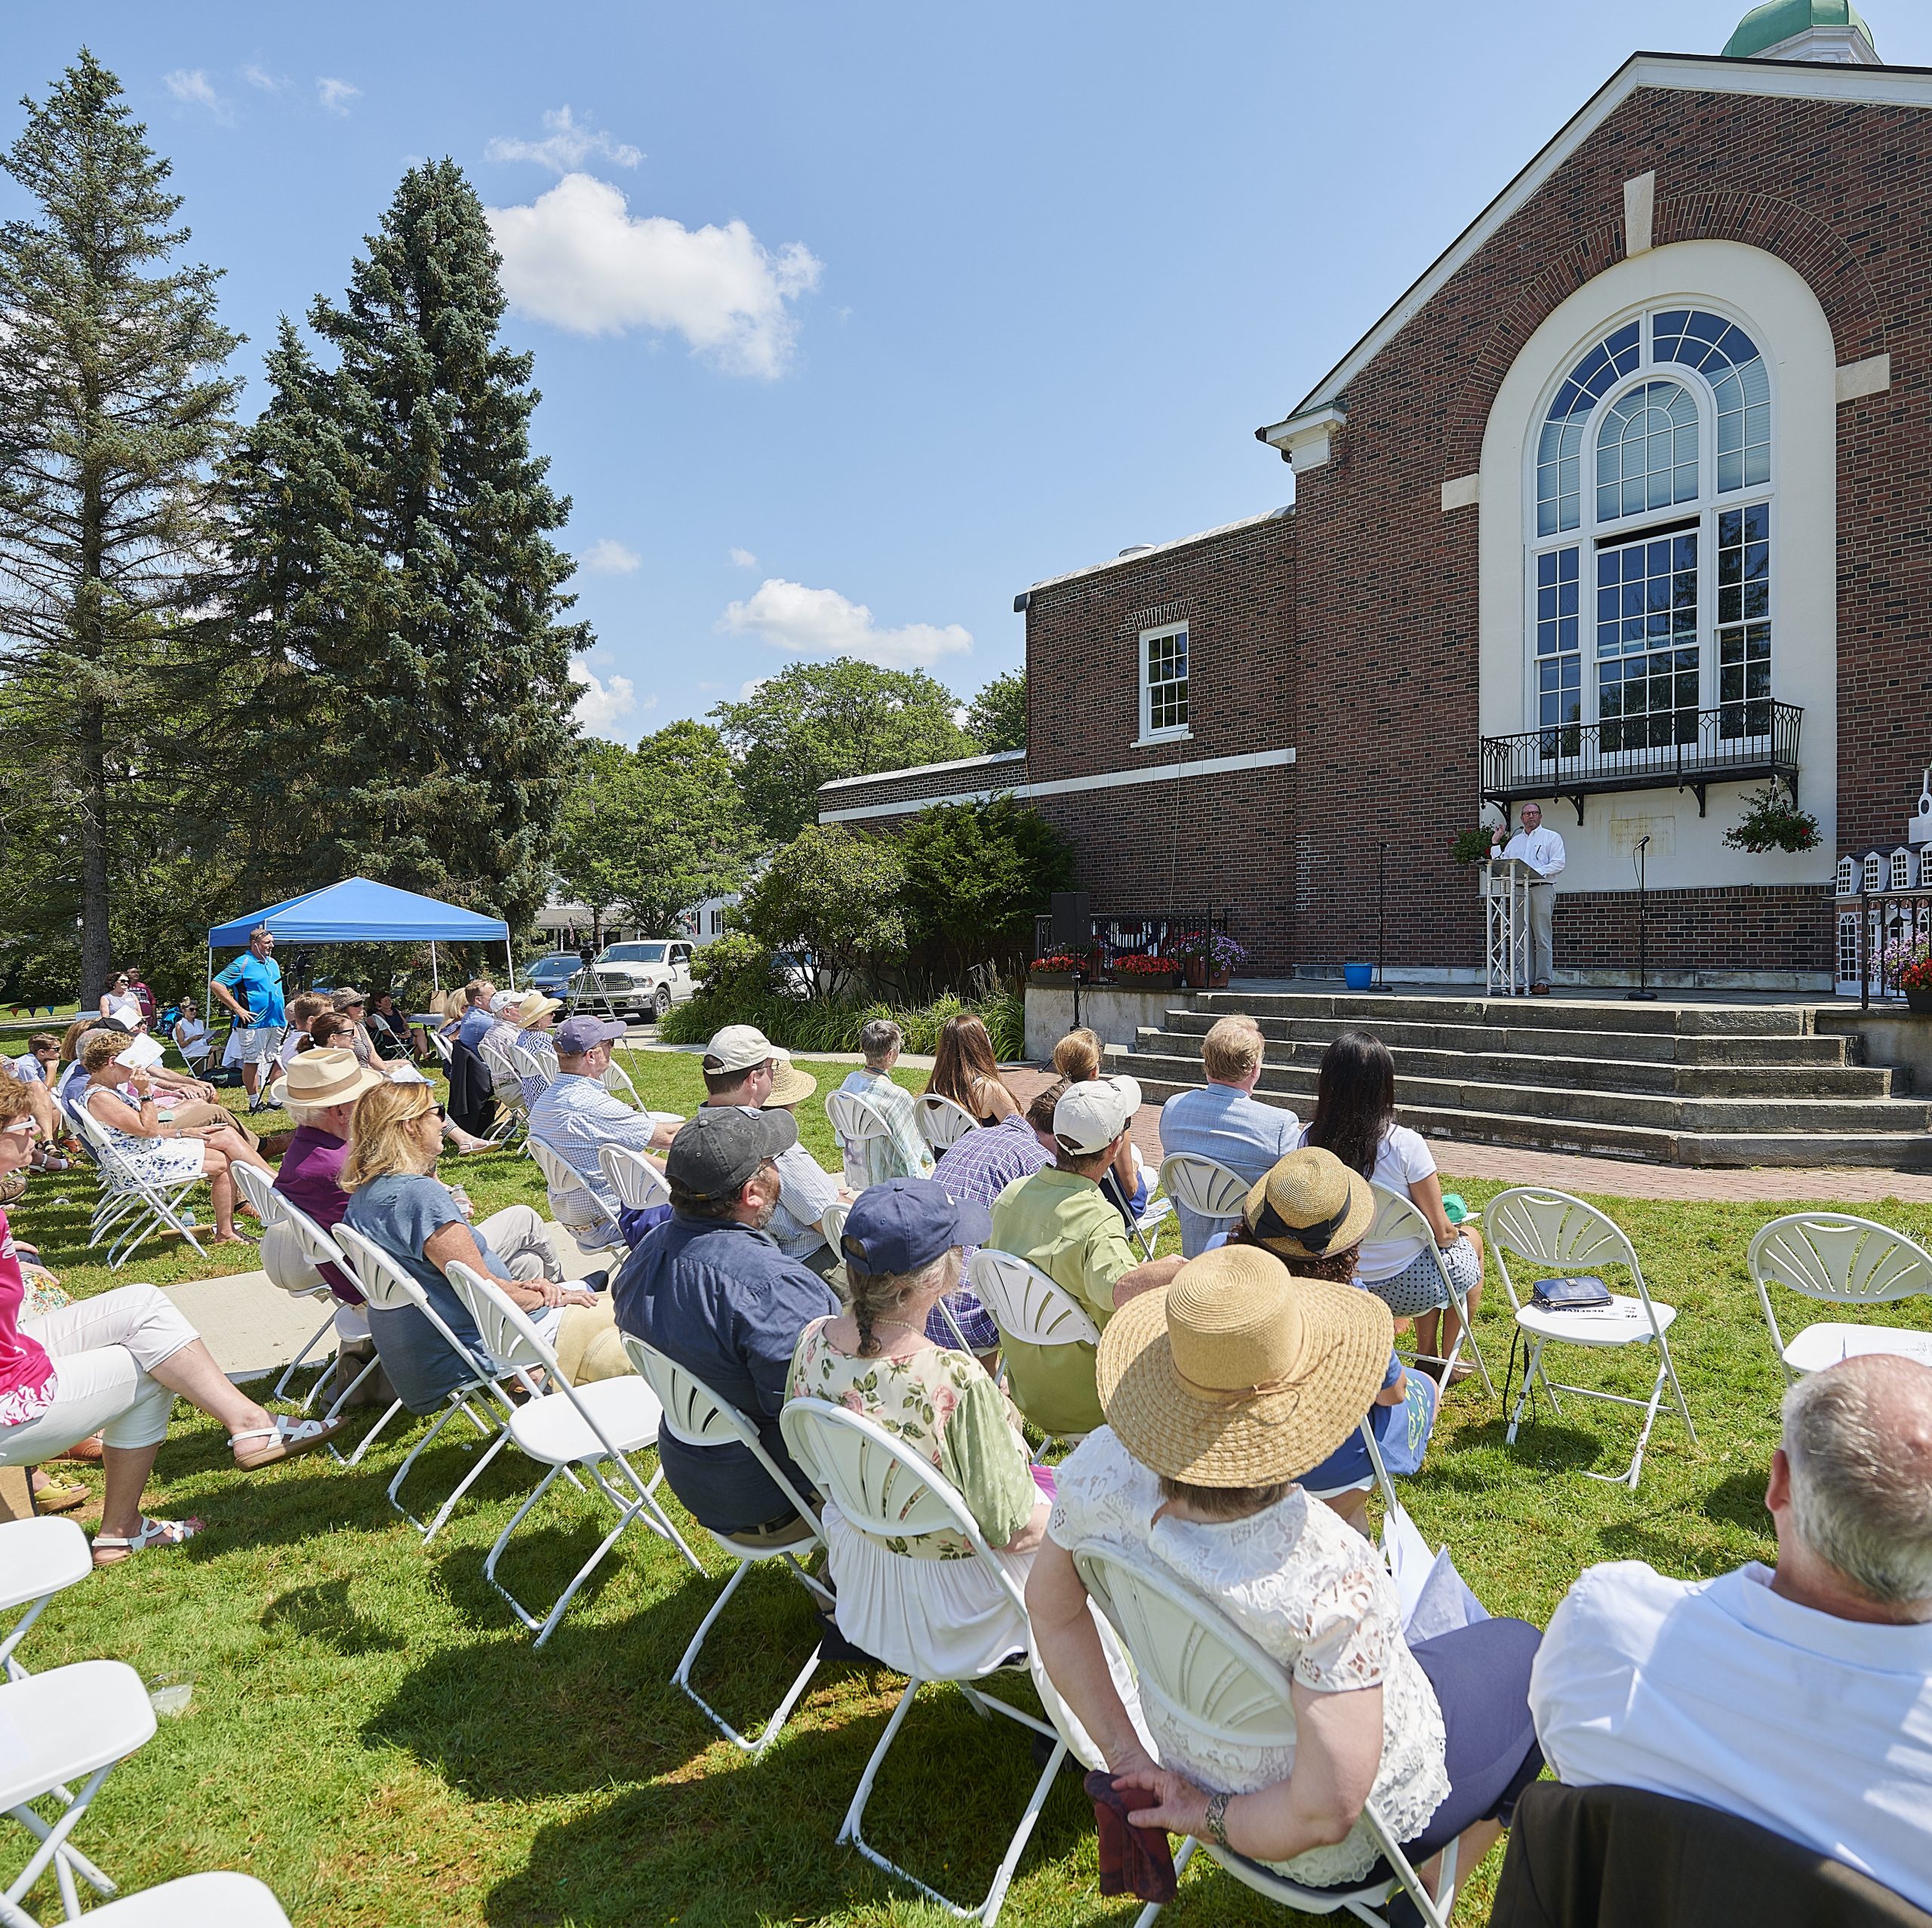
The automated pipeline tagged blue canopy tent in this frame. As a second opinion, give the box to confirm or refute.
[206,878,515,1007]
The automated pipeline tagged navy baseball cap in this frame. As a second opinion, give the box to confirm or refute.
[555,1013,627,1055]
[840,1178,992,1277]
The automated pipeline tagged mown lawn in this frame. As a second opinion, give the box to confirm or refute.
[12,1046,1932,1926]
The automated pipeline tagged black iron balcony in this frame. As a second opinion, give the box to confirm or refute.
[1481,700,1802,822]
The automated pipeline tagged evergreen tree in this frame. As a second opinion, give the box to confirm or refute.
[965,666,1026,752]
[226,161,585,929]
[0,50,241,1001]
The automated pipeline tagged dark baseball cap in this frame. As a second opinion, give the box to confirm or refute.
[555,1013,627,1055]
[839,1178,992,1277]
[665,1104,798,1201]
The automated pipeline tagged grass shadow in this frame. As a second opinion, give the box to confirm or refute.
[260,1576,408,1655]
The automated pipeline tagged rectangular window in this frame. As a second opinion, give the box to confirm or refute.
[1596,530,1698,752]
[1717,503,1771,740]
[1535,548,1581,757]
[1140,623,1189,740]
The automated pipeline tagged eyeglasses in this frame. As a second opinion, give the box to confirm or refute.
[2,1118,35,1139]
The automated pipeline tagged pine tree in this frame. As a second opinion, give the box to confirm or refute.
[0,50,241,1001]
[226,161,585,928]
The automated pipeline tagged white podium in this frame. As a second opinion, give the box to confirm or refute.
[1483,857,1541,997]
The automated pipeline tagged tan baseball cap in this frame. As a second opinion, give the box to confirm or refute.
[703,1024,776,1075]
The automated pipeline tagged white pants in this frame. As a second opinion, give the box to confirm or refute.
[475,1203,563,1284]
[0,1284,200,1463]
[1527,883,1556,986]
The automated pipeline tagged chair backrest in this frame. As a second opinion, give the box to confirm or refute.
[232,1161,285,1229]
[478,1033,519,1096]
[443,1259,553,1388]
[528,1135,598,1213]
[778,1396,1020,1608]
[429,1029,454,1067]
[1749,1211,1932,1308]
[599,1143,669,1213]
[1484,1187,1648,1312]
[968,1247,1103,1348]
[598,1057,641,1107]
[332,1222,498,1400]
[623,1333,823,1530]
[825,1087,891,1145]
[74,1099,174,1200]
[1157,1152,1251,1224]
[273,1192,350,1278]
[818,1197,850,1257]
[509,1041,554,1091]
[915,1092,979,1150]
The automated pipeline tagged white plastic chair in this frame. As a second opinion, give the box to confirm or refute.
[1367,1181,1495,1398]
[1,1659,156,1926]
[968,1248,1102,1453]
[443,1264,703,1645]
[72,1105,206,1271]
[475,1035,528,1147]
[238,1163,339,1406]
[1069,1540,1457,1928]
[777,1397,1069,1926]
[429,1029,454,1070]
[1157,1152,1251,1250]
[825,1087,894,1191]
[624,1336,832,1754]
[0,1520,90,1683]
[915,1092,978,1151]
[1747,1211,1932,1382]
[508,1041,555,1096]
[527,1137,626,1257]
[1103,1153,1174,1262]
[1487,1187,1695,1491]
[63,1871,292,1926]
[817,1197,849,1256]
[598,1143,671,1215]
[597,1055,642,1108]
[331,1225,515,1535]
[263,1192,395,1437]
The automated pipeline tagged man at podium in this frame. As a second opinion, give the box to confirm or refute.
[1491,802,1566,995]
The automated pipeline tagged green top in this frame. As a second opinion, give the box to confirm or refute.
[986,1165,1140,1437]
[1721,0,1877,59]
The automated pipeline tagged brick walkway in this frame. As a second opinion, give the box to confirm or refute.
[1001,1067,1932,1204]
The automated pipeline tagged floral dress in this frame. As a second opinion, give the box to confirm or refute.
[84,1085,207,1190]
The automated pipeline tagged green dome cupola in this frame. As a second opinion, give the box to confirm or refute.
[1723,1,1880,63]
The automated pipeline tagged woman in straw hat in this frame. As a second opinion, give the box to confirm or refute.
[1026,1238,1543,1903]
[512,990,565,1108]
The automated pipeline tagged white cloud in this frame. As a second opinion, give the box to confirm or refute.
[164,69,232,122]
[718,579,973,672]
[242,63,285,93]
[486,106,641,174]
[728,547,758,570]
[571,667,641,737]
[580,538,641,575]
[316,77,360,115]
[485,174,822,378]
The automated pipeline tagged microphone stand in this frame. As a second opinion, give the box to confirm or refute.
[1626,834,1657,1001]
[1371,839,1391,990]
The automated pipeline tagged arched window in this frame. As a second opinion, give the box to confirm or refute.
[1527,306,1774,758]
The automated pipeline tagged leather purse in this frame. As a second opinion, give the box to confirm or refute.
[1531,1273,1614,1311]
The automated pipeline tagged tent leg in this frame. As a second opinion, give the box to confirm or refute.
[430,943,439,997]
[505,937,515,989]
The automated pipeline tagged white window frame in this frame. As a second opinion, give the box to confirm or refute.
[1135,620,1192,747]
[1522,300,1775,740]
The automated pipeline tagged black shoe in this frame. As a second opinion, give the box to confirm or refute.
[814,1608,888,1668]
[579,1268,609,1294]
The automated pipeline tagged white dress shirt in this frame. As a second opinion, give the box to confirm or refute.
[1530,1559,1932,1911]
[1497,822,1566,880]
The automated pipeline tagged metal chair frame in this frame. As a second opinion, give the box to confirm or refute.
[71,1105,207,1271]
[1365,1182,1495,1398]
[1746,1210,1932,1383]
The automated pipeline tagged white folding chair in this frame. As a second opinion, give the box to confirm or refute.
[475,1036,528,1147]
[1487,1188,1695,1492]
[1748,1211,1932,1382]
[1366,1182,1495,1399]
[825,1087,894,1191]
[1157,1152,1251,1251]
[598,1143,671,1215]
[263,1192,396,1436]
[508,1041,556,1096]
[527,1137,626,1258]
[444,1264,703,1645]
[72,1107,206,1271]
[331,1225,516,1534]
[1103,1155,1174,1262]
[597,1055,643,1108]
[968,1247,1102,1453]
[429,1029,454,1070]
[915,1093,978,1151]
[1,1660,156,1927]
[238,1164,337,1406]
[1069,1540,1458,1928]
[624,1336,832,1754]
[817,1197,849,1255]
[778,1397,1069,1926]
[65,1871,292,1925]
[0,1521,90,1683]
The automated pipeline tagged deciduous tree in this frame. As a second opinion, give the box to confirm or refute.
[965,667,1026,753]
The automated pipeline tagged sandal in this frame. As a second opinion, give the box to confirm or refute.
[229,1414,340,1470]
[32,1472,88,1514]
[92,1515,204,1567]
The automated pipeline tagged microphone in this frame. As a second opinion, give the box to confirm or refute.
[1635,834,1651,850]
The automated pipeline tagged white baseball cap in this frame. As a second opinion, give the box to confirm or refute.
[703,1024,776,1075]
[1053,1075,1143,1155]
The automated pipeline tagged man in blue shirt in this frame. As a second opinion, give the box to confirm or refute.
[209,924,287,1109]
[1159,1015,1301,1255]
[454,979,499,1053]
[613,1105,838,1537]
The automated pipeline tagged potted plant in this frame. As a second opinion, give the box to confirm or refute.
[1451,826,1499,865]
[1178,930,1247,990]
[1028,952,1079,987]
[1721,780,1822,855]
[1897,945,1932,1015]
[1113,952,1183,990]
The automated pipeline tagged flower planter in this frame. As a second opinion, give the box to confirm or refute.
[1029,970,1076,988]
[1113,967,1182,992]
[1905,989,1932,1015]
[1184,960,1232,990]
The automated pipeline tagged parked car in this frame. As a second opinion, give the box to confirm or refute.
[525,952,584,996]
[571,939,696,1019]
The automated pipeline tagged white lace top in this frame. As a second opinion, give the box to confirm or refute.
[1048,1428,1449,1886]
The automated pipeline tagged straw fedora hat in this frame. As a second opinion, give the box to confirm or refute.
[513,990,561,1025]
[277,1047,387,1112]
[1097,1243,1394,1487]
[763,1050,817,1108]
[1242,1145,1376,1264]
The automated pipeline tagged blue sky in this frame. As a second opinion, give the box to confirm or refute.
[12,2,1929,742]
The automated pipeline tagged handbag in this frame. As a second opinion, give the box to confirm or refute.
[1531,1273,1613,1311]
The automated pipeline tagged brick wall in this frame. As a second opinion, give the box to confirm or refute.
[818,749,1026,817]
[1553,884,1834,975]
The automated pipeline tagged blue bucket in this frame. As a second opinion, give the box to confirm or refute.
[1343,962,1375,991]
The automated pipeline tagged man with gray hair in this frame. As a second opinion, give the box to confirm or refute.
[834,1016,933,1185]
[1530,1354,1932,1908]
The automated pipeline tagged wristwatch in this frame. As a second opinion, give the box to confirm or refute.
[1203,1790,1232,1847]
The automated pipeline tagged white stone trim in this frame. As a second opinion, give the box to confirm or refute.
[1623,171,1656,256]
[1260,404,1346,469]
[1836,352,1892,401]
[819,746,1297,823]
[817,747,1025,792]
[1269,52,1932,428]
[1440,472,1481,512]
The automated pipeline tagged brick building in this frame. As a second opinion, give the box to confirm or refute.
[820,3,1925,989]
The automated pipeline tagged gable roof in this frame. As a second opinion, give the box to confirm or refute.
[1260,49,1932,447]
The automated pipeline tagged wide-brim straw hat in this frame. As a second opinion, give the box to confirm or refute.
[1097,1243,1394,1487]
[514,991,562,1025]
[274,1047,387,1112]
[1242,1145,1376,1263]
[764,1053,817,1107]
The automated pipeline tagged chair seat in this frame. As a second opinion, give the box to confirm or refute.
[0,1517,91,1615]
[506,1376,667,1465]
[1515,1293,1675,1348]
[74,1871,293,1925]
[0,1659,156,1809]
[1784,1321,1932,1375]
[707,1520,820,1560]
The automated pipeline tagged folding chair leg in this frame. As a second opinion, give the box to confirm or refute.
[388,1397,494,1531]
[4,1762,115,1924]
[1580,1352,1672,1493]
[1660,1336,1698,1447]
[1135,1835,1198,1928]
[273,1308,338,1405]
[1504,1338,1543,1444]
[675,1557,825,1756]
[482,1465,568,1635]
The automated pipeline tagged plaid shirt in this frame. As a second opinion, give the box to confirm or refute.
[924,1115,1051,1350]
[835,1069,934,1185]
[528,1072,661,1245]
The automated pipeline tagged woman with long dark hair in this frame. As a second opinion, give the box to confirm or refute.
[927,1012,1023,1127]
[1303,1029,1483,1376]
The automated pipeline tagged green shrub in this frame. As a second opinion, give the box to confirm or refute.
[661,979,1025,1061]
